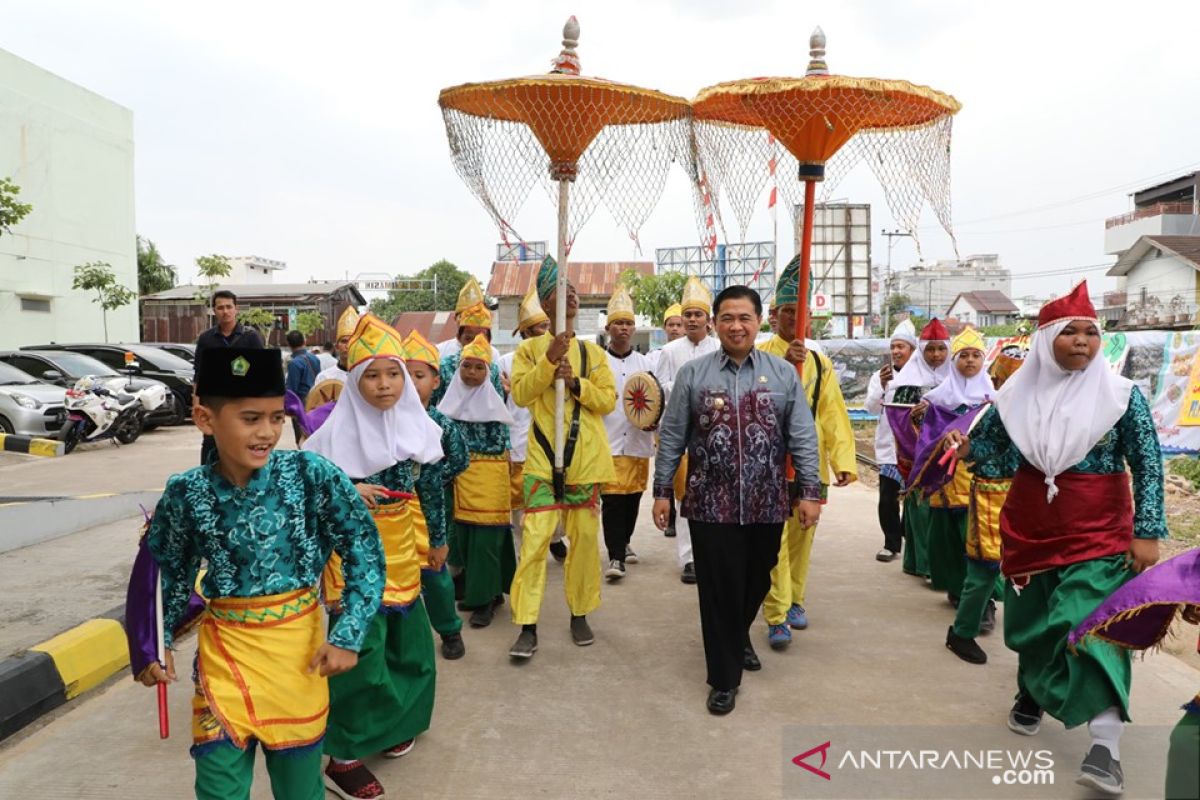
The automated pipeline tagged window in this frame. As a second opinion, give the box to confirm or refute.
[20,297,51,313]
[82,349,126,370]
[5,355,52,378]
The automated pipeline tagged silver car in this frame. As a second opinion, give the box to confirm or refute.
[0,361,68,437]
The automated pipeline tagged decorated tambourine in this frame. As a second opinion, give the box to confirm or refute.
[622,371,665,431]
[305,379,343,412]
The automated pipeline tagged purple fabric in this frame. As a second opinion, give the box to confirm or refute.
[884,404,920,480]
[125,534,206,678]
[1069,547,1200,650]
[284,390,334,437]
[909,404,987,497]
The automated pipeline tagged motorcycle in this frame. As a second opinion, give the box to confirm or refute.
[57,376,145,454]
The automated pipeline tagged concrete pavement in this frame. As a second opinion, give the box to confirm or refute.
[1,482,1196,799]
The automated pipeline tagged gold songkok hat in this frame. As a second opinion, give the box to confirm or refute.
[680,276,712,315]
[335,306,361,340]
[402,330,440,369]
[347,313,406,370]
[606,284,635,325]
[460,333,493,365]
[458,303,492,329]
[513,285,550,335]
[951,326,986,357]
[662,303,683,323]
[455,277,485,315]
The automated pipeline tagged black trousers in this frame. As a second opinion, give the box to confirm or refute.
[601,493,642,562]
[667,496,677,529]
[878,475,903,554]
[690,520,784,691]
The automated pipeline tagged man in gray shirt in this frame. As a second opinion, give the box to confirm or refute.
[652,285,821,715]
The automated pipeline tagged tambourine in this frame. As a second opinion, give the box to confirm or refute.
[622,371,665,431]
[305,378,343,412]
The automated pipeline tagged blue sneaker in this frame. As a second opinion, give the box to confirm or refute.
[768,623,792,650]
[786,604,808,630]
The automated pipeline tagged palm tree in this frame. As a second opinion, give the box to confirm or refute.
[137,236,177,296]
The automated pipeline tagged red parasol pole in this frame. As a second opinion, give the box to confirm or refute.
[794,179,817,350]
[155,572,169,739]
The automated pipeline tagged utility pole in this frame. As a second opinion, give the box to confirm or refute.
[881,229,913,334]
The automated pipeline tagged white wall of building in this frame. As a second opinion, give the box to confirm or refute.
[0,48,136,350]
[1104,214,1200,256]
[946,296,977,325]
[1123,254,1200,307]
[227,256,285,284]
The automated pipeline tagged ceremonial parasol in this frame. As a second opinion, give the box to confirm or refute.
[691,28,961,344]
[438,17,692,491]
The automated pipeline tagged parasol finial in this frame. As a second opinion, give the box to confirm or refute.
[806,26,829,76]
[551,15,581,75]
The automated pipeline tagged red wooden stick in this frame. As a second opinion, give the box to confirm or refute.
[157,682,169,739]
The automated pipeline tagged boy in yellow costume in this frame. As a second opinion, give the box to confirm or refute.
[315,305,360,385]
[508,255,616,659]
[757,255,856,649]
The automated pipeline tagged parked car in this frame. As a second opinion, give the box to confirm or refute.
[149,343,196,364]
[0,361,68,437]
[0,350,180,428]
[22,343,194,424]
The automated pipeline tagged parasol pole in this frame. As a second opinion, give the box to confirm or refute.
[553,173,570,496]
[155,571,169,739]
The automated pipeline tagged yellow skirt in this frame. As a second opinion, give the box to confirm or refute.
[323,498,423,609]
[929,460,972,509]
[604,455,649,495]
[510,461,525,511]
[967,477,1010,563]
[194,588,327,751]
[454,454,512,526]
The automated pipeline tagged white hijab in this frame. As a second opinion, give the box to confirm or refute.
[438,367,514,425]
[994,319,1133,502]
[891,339,952,392]
[303,357,444,479]
[923,349,994,410]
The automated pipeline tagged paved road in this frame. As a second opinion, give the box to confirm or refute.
[1,478,1196,799]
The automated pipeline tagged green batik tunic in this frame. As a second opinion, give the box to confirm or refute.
[967,386,1168,728]
[417,407,470,548]
[146,449,385,652]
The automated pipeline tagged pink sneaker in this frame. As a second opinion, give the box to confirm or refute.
[383,738,415,758]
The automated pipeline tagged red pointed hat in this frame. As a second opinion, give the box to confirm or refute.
[1037,281,1097,329]
[919,318,949,341]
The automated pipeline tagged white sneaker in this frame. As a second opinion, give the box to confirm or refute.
[624,546,639,564]
[604,559,626,580]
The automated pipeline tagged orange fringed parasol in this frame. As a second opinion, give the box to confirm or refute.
[692,27,961,342]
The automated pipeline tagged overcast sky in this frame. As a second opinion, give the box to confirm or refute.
[5,0,1199,305]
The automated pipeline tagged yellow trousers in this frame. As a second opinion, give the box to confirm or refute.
[510,505,602,625]
[762,515,816,625]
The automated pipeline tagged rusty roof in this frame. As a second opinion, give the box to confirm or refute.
[486,261,654,298]
[391,311,459,344]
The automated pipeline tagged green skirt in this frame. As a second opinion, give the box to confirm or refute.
[1165,711,1199,800]
[901,494,932,578]
[324,601,437,759]
[1004,554,1132,729]
[927,507,967,595]
[460,523,517,608]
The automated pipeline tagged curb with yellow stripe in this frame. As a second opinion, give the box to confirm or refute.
[0,606,129,741]
[0,433,65,458]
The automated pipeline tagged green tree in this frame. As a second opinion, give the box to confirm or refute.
[619,269,689,326]
[369,260,472,320]
[193,253,233,304]
[136,236,177,296]
[0,177,32,237]
[72,261,137,342]
[981,321,1023,337]
[294,310,324,338]
[238,307,276,341]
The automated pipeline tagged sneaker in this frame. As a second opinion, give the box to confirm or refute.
[1076,744,1124,796]
[624,546,638,564]
[570,615,594,646]
[1008,694,1044,736]
[786,604,808,630]
[440,632,465,660]
[604,560,626,581]
[324,760,385,800]
[980,600,997,635]
[469,602,495,628]
[875,548,897,562]
[509,629,538,659]
[768,623,792,650]
[945,626,987,664]
[664,526,676,538]
[383,738,415,758]
[549,539,568,562]
[680,562,697,584]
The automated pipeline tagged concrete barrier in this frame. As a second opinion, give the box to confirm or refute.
[0,491,161,554]
[0,433,64,458]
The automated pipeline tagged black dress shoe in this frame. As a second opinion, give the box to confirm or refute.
[945,625,987,664]
[706,688,737,715]
[743,646,762,671]
[680,562,697,584]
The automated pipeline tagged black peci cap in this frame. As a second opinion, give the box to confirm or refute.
[195,348,284,398]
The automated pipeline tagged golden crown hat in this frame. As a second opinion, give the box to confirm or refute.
[402,330,440,369]
[513,284,550,335]
[455,276,485,315]
[458,302,492,329]
[460,333,493,365]
[347,313,406,370]
[951,326,986,357]
[335,305,361,340]
[662,303,683,323]
[680,276,712,315]
[606,284,636,325]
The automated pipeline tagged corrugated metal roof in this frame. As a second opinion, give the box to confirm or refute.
[486,261,653,298]
[142,282,367,305]
[391,311,459,344]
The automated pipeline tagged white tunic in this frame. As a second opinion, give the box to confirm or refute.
[314,365,347,385]
[497,351,531,462]
[603,348,656,459]
[653,334,720,395]
[864,369,896,465]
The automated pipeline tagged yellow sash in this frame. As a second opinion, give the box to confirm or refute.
[193,588,327,751]
[453,453,511,525]
[510,461,525,511]
[323,499,423,609]
[604,455,649,495]
[967,477,1010,563]
[929,460,972,509]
